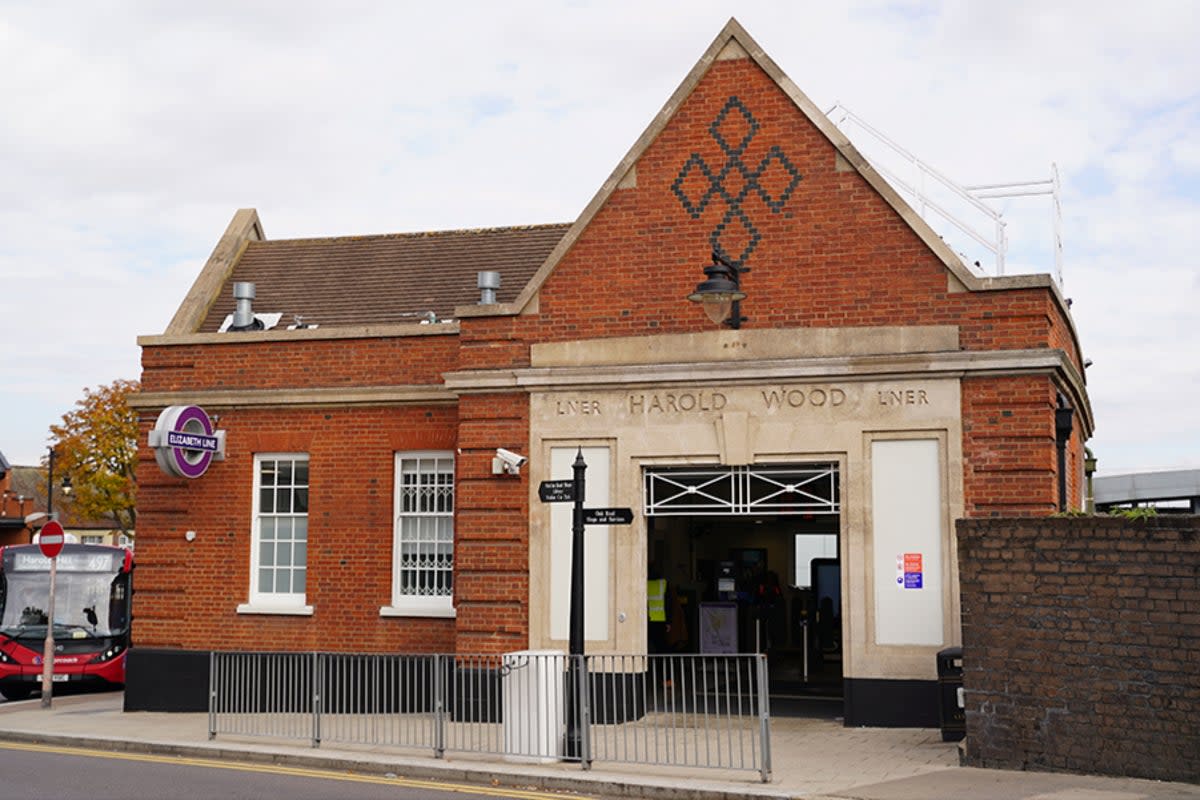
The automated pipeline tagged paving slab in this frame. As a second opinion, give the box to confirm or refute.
[0,692,1195,800]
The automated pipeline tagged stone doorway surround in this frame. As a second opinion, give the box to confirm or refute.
[448,326,970,689]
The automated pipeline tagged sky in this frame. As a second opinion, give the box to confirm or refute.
[0,1,1196,476]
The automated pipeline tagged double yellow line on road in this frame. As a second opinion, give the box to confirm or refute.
[0,741,589,799]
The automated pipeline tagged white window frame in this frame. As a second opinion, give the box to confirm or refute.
[381,451,455,618]
[238,453,313,616]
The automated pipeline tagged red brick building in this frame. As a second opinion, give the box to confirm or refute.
[0,452,34,547]
[129,20,1091,724]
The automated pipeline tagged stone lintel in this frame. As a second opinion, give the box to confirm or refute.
[531,326,960,368]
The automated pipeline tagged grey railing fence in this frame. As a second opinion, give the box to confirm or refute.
[209,651,771,782]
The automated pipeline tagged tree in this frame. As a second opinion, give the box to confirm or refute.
[48,379,139,535]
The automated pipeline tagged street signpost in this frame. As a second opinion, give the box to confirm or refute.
[537,454,635,762]
[583,507,634,526]
[38,520,65,708]
[537,480,576,503]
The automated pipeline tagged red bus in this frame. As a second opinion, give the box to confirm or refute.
[0,543,133,701]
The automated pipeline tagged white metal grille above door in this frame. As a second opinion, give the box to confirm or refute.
[643,464,840,516]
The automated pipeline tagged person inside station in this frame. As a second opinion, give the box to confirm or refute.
[648,563,691,654]
[647,563,670,654]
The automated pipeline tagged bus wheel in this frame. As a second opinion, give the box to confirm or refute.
[0,685,34,701]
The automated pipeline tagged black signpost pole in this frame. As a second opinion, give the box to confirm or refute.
[537,455,629,764]
[566,448,586,761]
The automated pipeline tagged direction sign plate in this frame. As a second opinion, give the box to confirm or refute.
[583,507,634,525]
[538,480,577,503]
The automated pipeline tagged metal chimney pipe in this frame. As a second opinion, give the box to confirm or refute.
[477,271,500,305]
[231,282,257,329]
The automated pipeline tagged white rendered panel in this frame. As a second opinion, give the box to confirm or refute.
[871,439,944,645]
[550,446,610,641]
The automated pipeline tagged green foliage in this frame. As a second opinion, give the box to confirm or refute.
[1107,507,1158,520]
[48,379,139,534]
[1053,507,1159,520]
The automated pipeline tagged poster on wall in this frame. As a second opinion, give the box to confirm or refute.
[896,552,923,589]
[699,602,738,654]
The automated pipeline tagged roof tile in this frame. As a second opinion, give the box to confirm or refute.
[198,223,570,331]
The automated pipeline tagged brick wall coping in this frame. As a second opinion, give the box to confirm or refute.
[958,515,1200,533]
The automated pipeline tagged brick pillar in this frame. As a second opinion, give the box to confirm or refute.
[453,392,530,654]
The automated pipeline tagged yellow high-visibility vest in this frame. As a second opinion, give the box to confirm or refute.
[647,578,667,622]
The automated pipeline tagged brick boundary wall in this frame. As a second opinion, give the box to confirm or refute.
[956,516,1200,784]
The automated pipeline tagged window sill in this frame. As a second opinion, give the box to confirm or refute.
[379,605,456,619]
[237,603,314,616]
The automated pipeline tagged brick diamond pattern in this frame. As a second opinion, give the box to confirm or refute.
[671,96,803,265]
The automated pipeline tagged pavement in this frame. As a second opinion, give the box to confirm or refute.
[0,691,1197,800]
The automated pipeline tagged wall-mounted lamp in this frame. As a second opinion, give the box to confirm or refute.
[185,530,197,542]
[687,251,748,329]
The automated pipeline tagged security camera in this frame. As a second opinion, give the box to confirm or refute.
[493,448,528,475]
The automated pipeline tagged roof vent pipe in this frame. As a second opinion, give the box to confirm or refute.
[477,271,500,305]
[230,282,264,331]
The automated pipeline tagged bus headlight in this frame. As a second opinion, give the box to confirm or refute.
[89,644,124,663]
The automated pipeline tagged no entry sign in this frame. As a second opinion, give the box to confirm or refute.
[39,520,65,559]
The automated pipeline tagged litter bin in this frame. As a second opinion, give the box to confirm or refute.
[501,650,565,762]
[936,646,964,742]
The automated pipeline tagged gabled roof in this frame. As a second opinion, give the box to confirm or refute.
[455,17,1067,321]
[192,224,570,332]
[153,17,1076,362]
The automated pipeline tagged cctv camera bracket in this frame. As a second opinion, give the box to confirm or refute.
[492,448,527,476]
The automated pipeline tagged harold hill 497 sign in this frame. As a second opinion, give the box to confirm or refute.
[148,405,226,479]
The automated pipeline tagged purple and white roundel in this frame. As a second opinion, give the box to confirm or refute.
[150,405,226,479]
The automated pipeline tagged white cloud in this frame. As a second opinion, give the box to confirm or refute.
[0,1,1197,475]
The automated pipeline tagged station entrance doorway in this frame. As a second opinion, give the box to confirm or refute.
[644,463,842,717]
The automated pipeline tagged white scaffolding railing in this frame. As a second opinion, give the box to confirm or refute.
[826,104,1063,288]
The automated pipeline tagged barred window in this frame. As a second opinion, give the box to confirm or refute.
[250,454,309,607]
[390,452,454,614]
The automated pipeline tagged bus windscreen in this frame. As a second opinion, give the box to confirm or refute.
[0,543,133,701]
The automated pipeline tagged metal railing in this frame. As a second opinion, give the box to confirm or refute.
[826,103,1064,287]
[209,651,771,781]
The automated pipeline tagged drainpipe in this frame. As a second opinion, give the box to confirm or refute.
[1055,398,1075,512]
